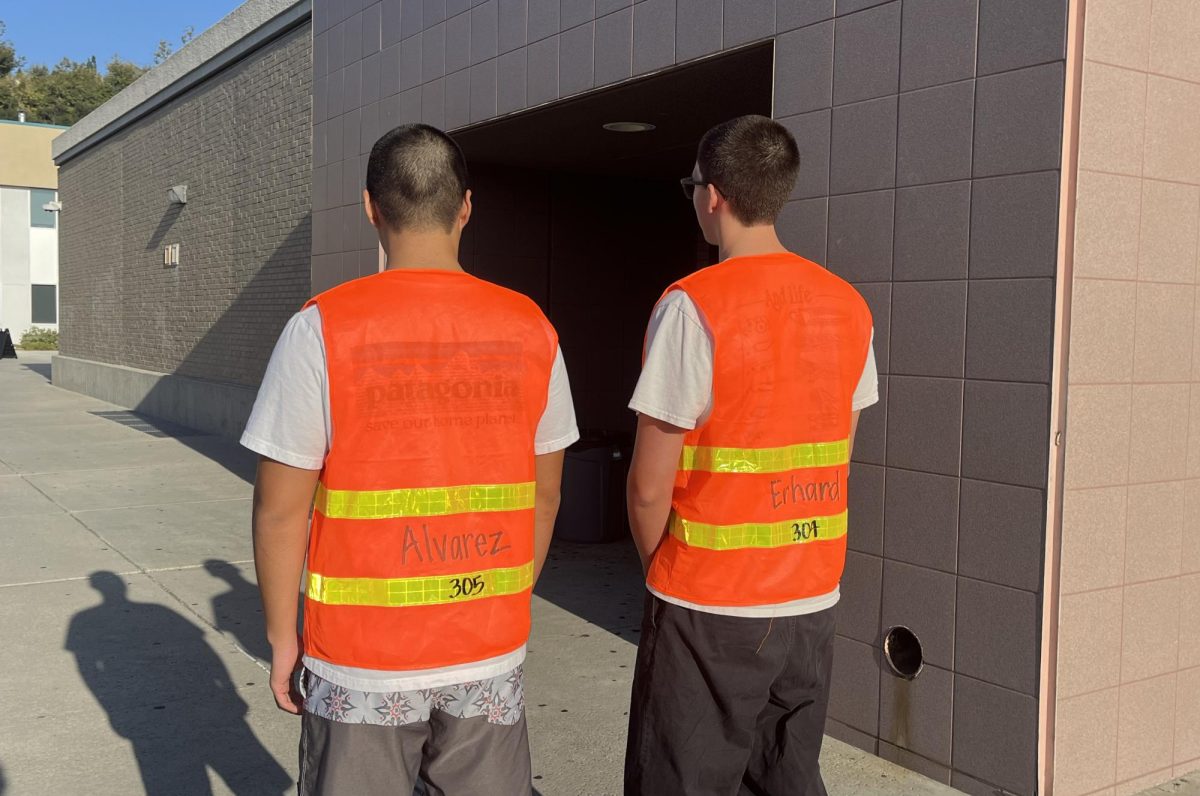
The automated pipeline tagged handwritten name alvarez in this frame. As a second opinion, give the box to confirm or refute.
[401,525,512,564]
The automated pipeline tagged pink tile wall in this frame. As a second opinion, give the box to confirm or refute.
[1054,2,1200,793]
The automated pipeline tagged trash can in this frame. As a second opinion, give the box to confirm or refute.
[553,431,631,543]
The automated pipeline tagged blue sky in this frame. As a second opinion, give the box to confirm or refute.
[2,1,243,70]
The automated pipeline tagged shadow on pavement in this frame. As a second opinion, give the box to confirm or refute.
[65,572,291,796]
[534,538,647,642]
[0,759,6,794]
[183,436,259,483]
[205,560,271,662]
[19,360,51,382]
[85,408,259,484]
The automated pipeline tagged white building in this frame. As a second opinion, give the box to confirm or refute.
[0,118,65,339]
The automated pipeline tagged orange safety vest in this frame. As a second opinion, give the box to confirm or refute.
[302,269,557,671]
[646,253,873,608]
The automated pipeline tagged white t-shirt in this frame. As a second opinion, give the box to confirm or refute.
[629,289,879,618]
[241,304,580,691]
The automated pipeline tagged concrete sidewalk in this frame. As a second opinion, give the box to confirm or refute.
[0,351,960,795]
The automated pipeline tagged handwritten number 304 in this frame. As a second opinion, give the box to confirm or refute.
[449,576,486,599]
[792,521,820,542]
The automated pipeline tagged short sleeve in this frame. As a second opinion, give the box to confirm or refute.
[628,291,714,430]
[534,346,580,454]
[240,306,329,470]
[852,329,880,411]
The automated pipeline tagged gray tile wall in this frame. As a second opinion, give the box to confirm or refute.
[774,4,1063,793]
[313,1,1067,791]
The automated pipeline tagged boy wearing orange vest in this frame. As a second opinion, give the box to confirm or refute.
[243,124,578,795]
[624,116,878,795]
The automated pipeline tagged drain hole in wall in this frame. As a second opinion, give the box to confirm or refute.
[883,626,924,680]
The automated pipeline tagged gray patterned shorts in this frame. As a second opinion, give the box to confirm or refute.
[303,665,525,727]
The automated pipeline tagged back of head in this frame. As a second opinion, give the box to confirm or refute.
[89,570,126,599]
[203,558,238,581]
[366,124,470,232]
[697,115,800,226]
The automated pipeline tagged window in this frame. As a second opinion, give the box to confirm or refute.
[30,189,57,228]
[31,285,57,324]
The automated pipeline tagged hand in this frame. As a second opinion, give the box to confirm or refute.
[269,634,304,714]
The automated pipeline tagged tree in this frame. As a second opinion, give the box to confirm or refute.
[153,40,173,66]
[0,19,149,126]
[154,26,195,67]
[103,57,144,94]
[0,21,21,78]
[0,74,19,119]
[19,58,110,127]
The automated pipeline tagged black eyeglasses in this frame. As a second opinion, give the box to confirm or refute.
[680,176,713,200]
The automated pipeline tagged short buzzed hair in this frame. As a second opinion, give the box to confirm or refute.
[366,124,469,232]
[696,115,800,225]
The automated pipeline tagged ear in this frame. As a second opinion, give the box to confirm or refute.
[706,183,722,216]
[363,188,379,228]
[459,189,473,228]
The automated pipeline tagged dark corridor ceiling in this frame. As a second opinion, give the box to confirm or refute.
[453,43,775,180]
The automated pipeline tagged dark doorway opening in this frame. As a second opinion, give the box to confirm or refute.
[451,44,774,631]
[454,42,774,438]
[454,42,775,179]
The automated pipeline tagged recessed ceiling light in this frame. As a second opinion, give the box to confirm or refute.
[602,121,656,133]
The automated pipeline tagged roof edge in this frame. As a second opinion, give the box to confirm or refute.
[0,119,70,130]
[53,0,311,164]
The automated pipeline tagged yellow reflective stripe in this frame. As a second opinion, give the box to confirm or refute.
[307,562,534,607]
[670,511,848,550]
[679,440,849,474]
[315,482,535,519]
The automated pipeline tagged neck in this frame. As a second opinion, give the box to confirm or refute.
[380,228,463,272]
[718,224,789,262]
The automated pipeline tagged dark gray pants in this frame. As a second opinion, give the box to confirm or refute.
[624,593,836,796]
[300,710,532,796]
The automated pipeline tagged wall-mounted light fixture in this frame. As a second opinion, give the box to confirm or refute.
[602,121,656,133]
[42,200,63,213]
[167,185,188,205]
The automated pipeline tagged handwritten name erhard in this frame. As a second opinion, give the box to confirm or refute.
[401,526,511,565]
[769,474,840,510]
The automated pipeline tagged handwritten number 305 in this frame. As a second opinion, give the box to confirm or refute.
[449,576,486,598]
